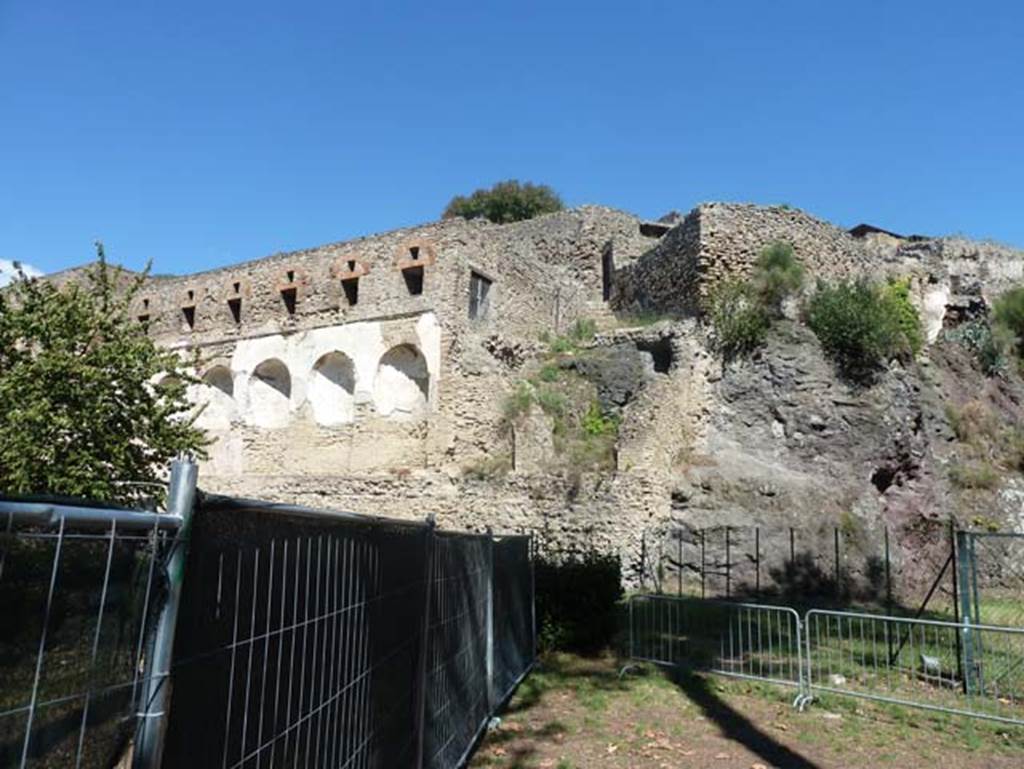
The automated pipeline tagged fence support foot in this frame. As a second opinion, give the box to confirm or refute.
[793,693,813,712]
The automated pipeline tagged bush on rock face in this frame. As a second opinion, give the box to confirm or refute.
[708,279,771,359]
[753,241,805,315]
[806,279,922,383]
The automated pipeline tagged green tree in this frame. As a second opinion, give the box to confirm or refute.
[0,246,207,503]
[442,180,564,223]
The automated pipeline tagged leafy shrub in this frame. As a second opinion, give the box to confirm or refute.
[708,279,771,358]
[806,280,919,383]
[538,363,561,382]
[944,320,1011,376]
[534,551,623,653]
[992,287,1024,359]
[581,401,618,437]
[949,462,1000,490]
[753,241,804,313]
[442,180,564,223]
[569,318,597,343]
[501,382,534,423]
[881,278,924,355]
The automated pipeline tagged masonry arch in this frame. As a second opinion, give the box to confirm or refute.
[247,358,291,428]
[308,351,356,425]
[373,344,429,419]
[195,365,235,429]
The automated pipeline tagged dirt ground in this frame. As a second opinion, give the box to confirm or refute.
[469,654,1024,769]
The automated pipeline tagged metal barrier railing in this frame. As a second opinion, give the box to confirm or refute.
[628,595,804,691]
[626,595,1024,726]
[0,482,187,769]
[805,609,1024,725]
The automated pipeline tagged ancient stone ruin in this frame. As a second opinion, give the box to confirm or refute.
[50,202,1024,588]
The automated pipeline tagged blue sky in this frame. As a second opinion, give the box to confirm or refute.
[2,1,1022,277]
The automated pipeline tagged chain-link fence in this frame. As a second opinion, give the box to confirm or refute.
[162,494,536,769]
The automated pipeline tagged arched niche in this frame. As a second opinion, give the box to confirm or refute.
[247,358,291,428]
[195,365,236,430]
[309,351,356,425]
[373,344,429,419]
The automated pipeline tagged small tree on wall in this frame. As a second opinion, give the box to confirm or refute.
[442,180,564,224]
[0,244,207,504]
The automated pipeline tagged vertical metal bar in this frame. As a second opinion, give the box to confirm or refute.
[834,527,841,600]
[75,519,118,769]
[19,516,65,769]
[677,532,682,596]
[725,527,731,599]
[485,529,495,712]
[640,529,647,591]
[133,457,198,769]
[700,530,706,599]
[957,531,975,695]
[755,527,761,596]
[948,521,964,691]
[414,517,436,769]
[529,534,537,661]
[884,527,893,663]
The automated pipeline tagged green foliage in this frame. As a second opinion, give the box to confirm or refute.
[536,388,568,419]
[881,277,924,355]
[992,287,1024,361]
[753,241,804,313]
[538,363,561,382]
[534,550,623,653]
[569,318,597,343]
[442,179,564,224]
[949,462,1000,490]
[581,401,617,437]
[806,279,919,383]
[0,248,207,504]
[708,279,771,358]
[944,320,1011,376]
[501,382,535,424]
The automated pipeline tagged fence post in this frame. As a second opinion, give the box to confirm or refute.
[833,527,841,600]
[529,534,537,660]
[700,530,706,599]
[956,530,976,696]
[755,527,761,597]
[884,527,893,663]
[949,521,964,691]
[414,515,437,769]
[677,531,682,596]
[725,526,731,599]
[133,457,198,769]
[485,528,495,711]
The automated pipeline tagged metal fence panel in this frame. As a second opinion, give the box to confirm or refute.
[491,537,534,705]
[804,609,1024,725]
[422,534,490,769]
[628,594,804,690]
[163,499,430,769]
[0,507,177,769]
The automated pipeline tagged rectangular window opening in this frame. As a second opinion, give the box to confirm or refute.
[409,246,420,261]
[280,286,298,315]
[286,270,295,283]
[228,297,242,324]
[342,278,359,306]
[182,306,196,330]
[137,314,150,332]
[403,266,424,295]
[469,271,492,320]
